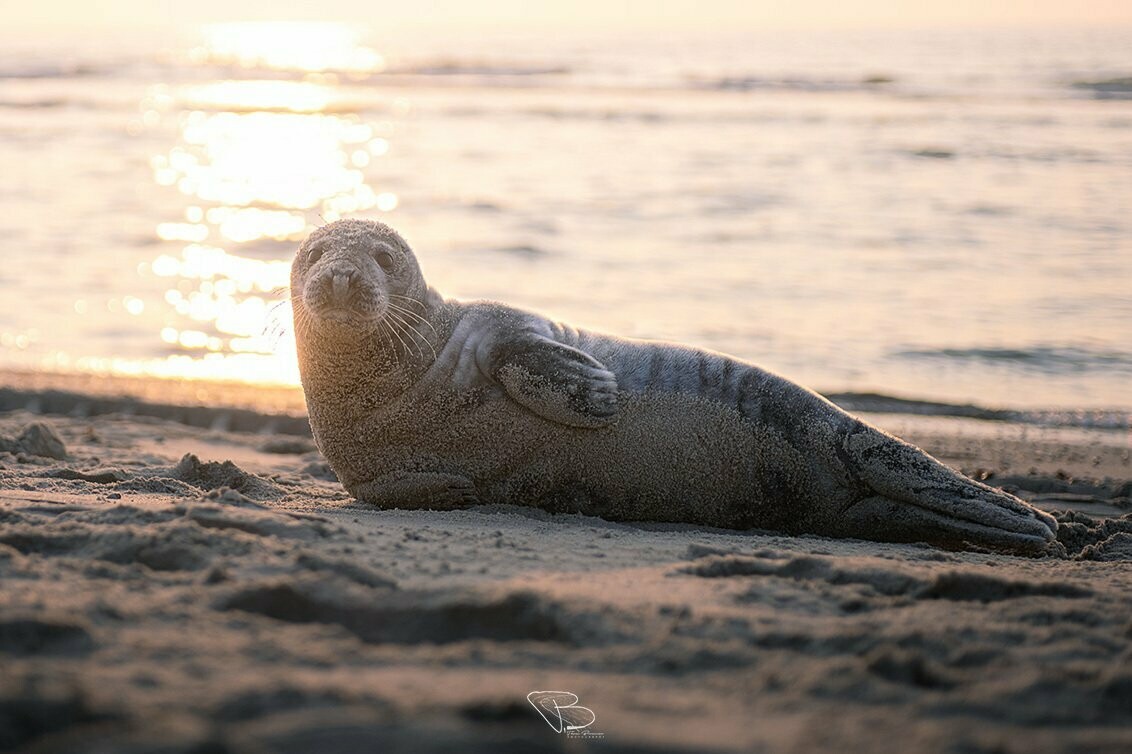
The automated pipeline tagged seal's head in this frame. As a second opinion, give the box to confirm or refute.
[291,219,426,336]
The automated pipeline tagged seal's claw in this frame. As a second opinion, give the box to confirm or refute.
[575,367,619,416]
[492,337,620,428]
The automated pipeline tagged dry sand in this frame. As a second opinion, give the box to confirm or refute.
[1,383,1131,753]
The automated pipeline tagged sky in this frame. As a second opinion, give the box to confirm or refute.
[6,0,1132,33]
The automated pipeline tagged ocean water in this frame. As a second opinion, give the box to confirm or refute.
[0,23,1129,413]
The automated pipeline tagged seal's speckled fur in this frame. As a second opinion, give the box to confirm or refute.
[292,219,1058,554]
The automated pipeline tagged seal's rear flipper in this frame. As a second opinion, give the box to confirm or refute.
[832,494,1056,555]
[837,423,1057,554]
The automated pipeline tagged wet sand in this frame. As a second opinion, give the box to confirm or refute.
[1,382,1131,753]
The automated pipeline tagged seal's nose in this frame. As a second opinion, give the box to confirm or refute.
[329,269,356,304]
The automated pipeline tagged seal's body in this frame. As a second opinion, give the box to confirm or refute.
[293,220,1057,553]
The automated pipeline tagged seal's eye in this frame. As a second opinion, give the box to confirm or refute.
[308,247,323,264]
[375,250,395,270]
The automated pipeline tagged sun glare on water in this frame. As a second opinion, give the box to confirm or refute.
[101,22,400,388]
[191,22,385,75]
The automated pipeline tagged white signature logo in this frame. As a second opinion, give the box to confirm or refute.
[526,691,600,735]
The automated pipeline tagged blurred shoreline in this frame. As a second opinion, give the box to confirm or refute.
[2,367,1128,433]
[0,368,307,418]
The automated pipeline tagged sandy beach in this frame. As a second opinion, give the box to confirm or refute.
[1,377,1130,753]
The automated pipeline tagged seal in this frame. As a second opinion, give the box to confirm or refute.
[291,219,1058,554]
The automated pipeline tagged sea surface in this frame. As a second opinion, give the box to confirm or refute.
[0,23,1129,415]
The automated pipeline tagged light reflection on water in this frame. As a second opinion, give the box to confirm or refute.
[182,81,339,113]
[156,111,380,211]
[191,22,385,74]
[134,23,398,386]
[1,23,1129,410]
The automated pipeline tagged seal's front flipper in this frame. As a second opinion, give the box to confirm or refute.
[487,336,619,428]
[352,472,478,510]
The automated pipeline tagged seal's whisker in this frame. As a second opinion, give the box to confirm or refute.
[389,308,437,362]
[382,310,420,362]
[384,313,415,360]
[263,298,297,341]
[386,302,438,345]
[387,301,440,338]
[288,305,311,333]
[389,309,436,362]
[380,320,399,362]
[382,307,423,362]
[388,293,424,306]
[393,308,435,362]
[387,294,425,312]
[376,319,404,366]
[389,294,433,316]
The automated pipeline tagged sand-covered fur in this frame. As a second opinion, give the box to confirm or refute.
[291,219,1057,554]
